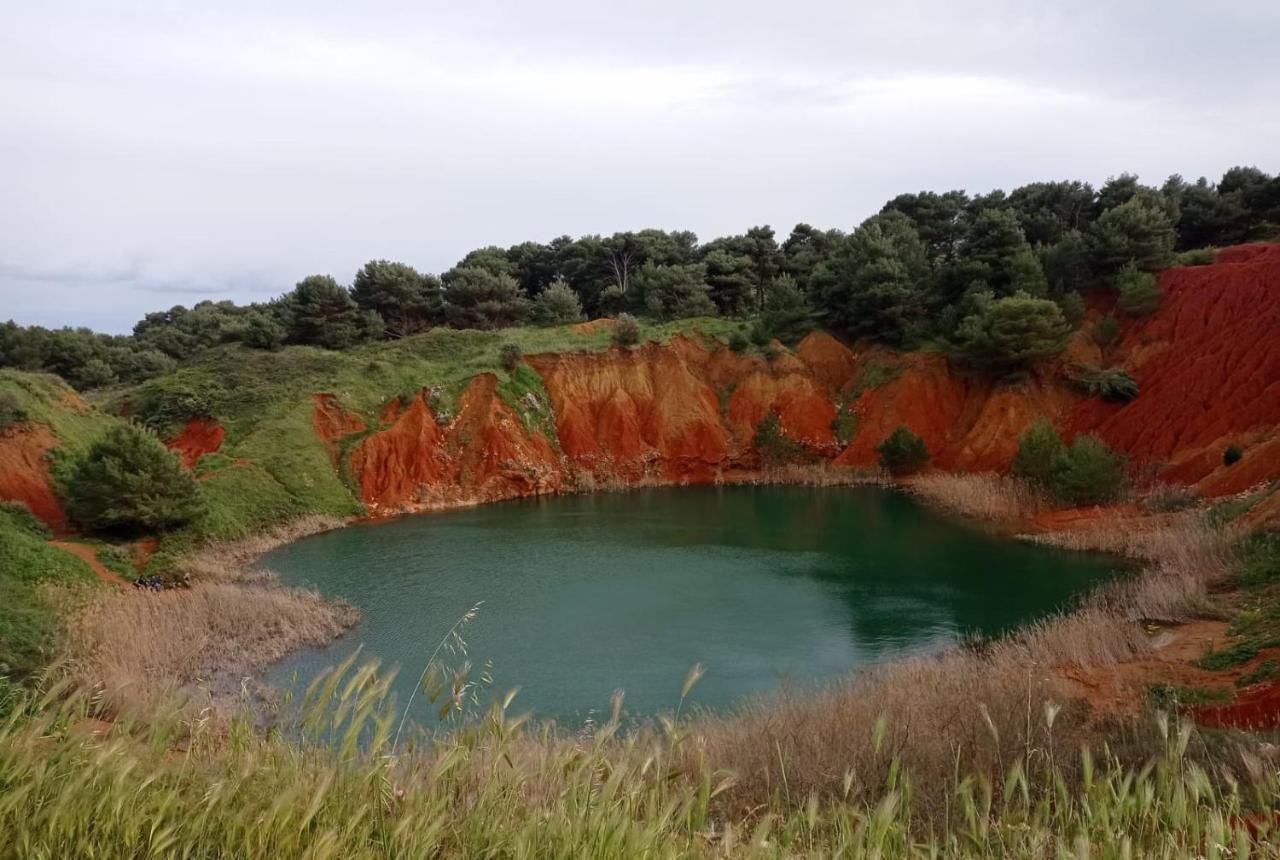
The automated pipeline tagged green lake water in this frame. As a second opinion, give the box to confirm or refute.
[262,485,1122,725]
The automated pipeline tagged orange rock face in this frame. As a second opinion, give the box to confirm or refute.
[166,416,225,469]
[0,424,69,532]
[312,393,367,464]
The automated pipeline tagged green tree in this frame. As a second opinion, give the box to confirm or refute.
[1007,180,1096,246]
[1041,230,1094,294]
[613,313,641,347]
[283,276,375,349]
[1089,199,1176,273]
[953,208,1040,297]
[877,425,929,475]
[1114,262,1162,316]
[951,291,1071,371]
[442,267,531,329]
[351,260,444,337]
[237,311,286,350]
[632,263,716,320]
[1054,434,1127,505]
[701,245,754,314]
[531,279,585,325]
[880,189,969,262]
[61,424,204,532]
[781,223,844,293]
[498,342,522,372]
[755,275,817,346]
[1013,418,1066,486]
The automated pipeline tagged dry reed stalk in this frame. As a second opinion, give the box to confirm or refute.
[904,472,1050,522]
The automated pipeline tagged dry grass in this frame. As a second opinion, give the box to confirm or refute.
[905,471,1050,523]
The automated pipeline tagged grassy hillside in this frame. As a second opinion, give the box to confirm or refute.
[114,318,739,559]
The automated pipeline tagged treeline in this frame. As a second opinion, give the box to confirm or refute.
[2,165,1277,390]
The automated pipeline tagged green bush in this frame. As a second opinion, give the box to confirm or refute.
[1014,420,1128,505]
[1012,418,1065,486]
[613,314,641,347]
[531,280,584,326]
[1071,365,1139,402]
[0,391,26,434]
[753,413,807,466]
[61,424,205,533]
[1223,444,1244,466]
[0,501,50,538]
[1053,434,1128,506]
[498,342,523,373]
[876,425,929,475]
[951,291,1071,372]
[1114,262,1162,316]
[1174,248,1216,266]
[1092,314,1121,349]
[727,330,749,353]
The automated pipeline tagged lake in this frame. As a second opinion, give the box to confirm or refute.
[262,485,1121,725]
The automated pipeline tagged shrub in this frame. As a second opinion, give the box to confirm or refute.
[61,424,204,533]
[596,285,627,315]
[1114,262,1162,316]
[0,391,26,434]
[951,291,1071,372]
[753,413,807,466]
[613,314,641,347]
[1056,291,1085,329]
[498,342,523,373]
[1174,248,1216,266]
[727,330,749,353]
[876,425,929,475]
[1224,444,1243,466]
[1091,314,1122,349]
[1053,434,1128,506]
[1012,418,1065,487]
[531,280,584,326]
[1071,365,1139,402]
[1141,484,1201,513]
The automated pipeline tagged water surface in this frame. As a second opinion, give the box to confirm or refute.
[263,486,1120,724]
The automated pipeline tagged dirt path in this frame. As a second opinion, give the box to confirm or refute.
[49,540,129,587]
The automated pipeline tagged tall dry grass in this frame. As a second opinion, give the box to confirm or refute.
[905,472,1050,523]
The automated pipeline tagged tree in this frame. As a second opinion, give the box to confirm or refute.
[1008,247,1048,297]
[1041,230,1094,294]
[880,190,969,262]
[701,244,754,314]
[498,343,522,372]
[755,275,817,346]
[284,276,376,349]
[781,223,844,293]
[61,424,204,532]
[813,212,931,345]
[237,311,286,350]
[1013,417,1065,486]
[952,208,1040,297]
[442,267,530,329]
[951,291,1071,371]
[351,260,444,337]
[1114,263,1162,316]
[1007,180,1096,246]
[1089,199,1176,273]
[632,263,716,320]
[1163,175,1247,249]
[613,313,641,347]
[531,279,584,325]
[742,225,783,311]
[1054,434,1127,505]
[877,425,929,475]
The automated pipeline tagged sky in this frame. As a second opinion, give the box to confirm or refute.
[2,1,1278,334]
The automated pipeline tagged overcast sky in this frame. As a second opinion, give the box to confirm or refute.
[2,1,1277,333]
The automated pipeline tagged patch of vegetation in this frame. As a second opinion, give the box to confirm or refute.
[1236,659,1280,688]
[1145,683,1230,710]
[0,505,96,679]
[1091,313,1121,350]
[831,405,859,447]
[752,413,809,466]
[613,313,641,347]
[1173,247,1216,266]
[496,363,559,448]
[60,424,205,534]
[0,390,27,433]
[1068,365,1139,402]
[1013,419,1128,505]
[1114,262,1163,316]
[497,342,522,373]
[1223,444,1243,467]
[717,382,737,420]
[877,425,929,475]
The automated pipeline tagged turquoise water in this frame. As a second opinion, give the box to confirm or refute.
[262,485,1121,725]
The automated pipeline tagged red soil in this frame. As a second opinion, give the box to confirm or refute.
[166,416,224,469]
[1195,684,1280,731]
[312,393,367,464]
[0,424,69,532]
[48,540,128,587]
[1067,244,1280,495]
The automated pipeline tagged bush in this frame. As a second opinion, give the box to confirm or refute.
[1224,444,1244,466]
[1174,248,1216,266]
[1114,262,1162,316]
[1141,484,1201,513]
[1014,420,1128,505]
[876,425,929,475]
[596,285,627,315]
[613,314,641,347]
[531,280,584,325]
[1092,314,1121,349]
[1053,434,1128,506]
[728,330,750,353]
[1071,365,1139,402]
[951,291,1071,372]
[0,391,26,434]
[753,413,808,466]
[61,424,204,533]
[0,501,50,538]
[1012,417,1065,486]
[498,342,523,373]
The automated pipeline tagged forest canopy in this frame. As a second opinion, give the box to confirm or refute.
[3,165,1277,390]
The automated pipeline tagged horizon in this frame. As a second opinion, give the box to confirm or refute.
[3,1,1279,334]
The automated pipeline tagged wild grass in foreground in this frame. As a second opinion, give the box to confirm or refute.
[1,661,1277,858]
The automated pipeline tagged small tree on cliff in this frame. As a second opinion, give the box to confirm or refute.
[877,425,929,475]
[284,275,378,349]
[951,291,1071,373]
[613,314,641,347]
[532,279,585,325]
[62,423,204,533]
[1013,417,1065,486]
[1114,262,1162,316]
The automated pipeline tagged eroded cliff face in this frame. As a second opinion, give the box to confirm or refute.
[315,245,1280,516]
[0,424,69,532]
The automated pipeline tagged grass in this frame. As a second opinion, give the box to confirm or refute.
[1196,533,1280,672]
[905,472,1050,523]
[0,505,97,678]
[1,660,1275,857]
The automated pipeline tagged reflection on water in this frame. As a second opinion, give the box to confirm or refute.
[262,485,1121,725]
